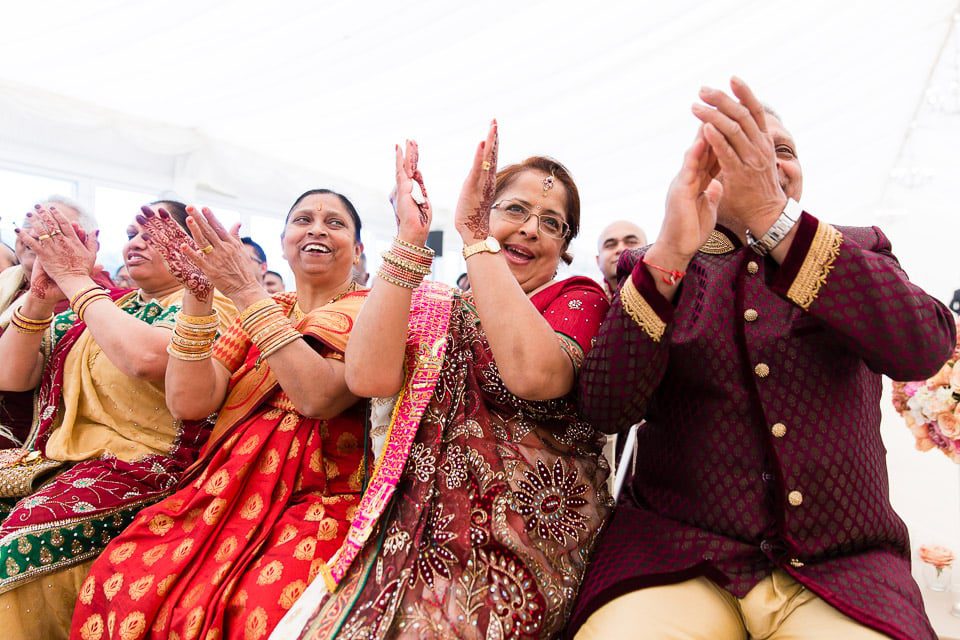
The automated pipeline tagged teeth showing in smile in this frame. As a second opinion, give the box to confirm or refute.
[506,245,533,259]
[302,243,331,254]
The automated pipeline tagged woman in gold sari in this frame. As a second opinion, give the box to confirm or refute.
[0,202,236,639]
[71,190,369,640]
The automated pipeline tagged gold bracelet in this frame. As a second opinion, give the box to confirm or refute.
[237,298,278,325]
[376,266,420,289]
[68,285,103,309]
[258,331,301,360]
[12,308,53,327]
[76,292,112,323]
[381,250,432,276]
[11,309,53,334]
[170,335,216,348]
[166,343,213,361]
[393,237,435,258]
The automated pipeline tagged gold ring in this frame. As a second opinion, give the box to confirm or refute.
[37,234,51,241]
[481,161,491,171]
[50,229,62,236]
[200,245,214,255]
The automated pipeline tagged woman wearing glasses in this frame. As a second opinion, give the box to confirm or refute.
[276,126,613,639]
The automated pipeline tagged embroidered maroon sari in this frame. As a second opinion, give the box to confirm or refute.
[296,278,612,639]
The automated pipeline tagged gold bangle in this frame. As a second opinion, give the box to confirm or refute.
[258,331,301,359]
[381,251,432,276]
[393,237,435,258]
[237,298,278,325]
[175,310,219,328]
[376,267,420,289]
[390,244,434,267]
[166,343,213,361]
[12,309,53,327]
[75,292,111,323]
[68,285,103,309]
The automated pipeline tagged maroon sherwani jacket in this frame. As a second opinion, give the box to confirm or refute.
[567,213,955,639]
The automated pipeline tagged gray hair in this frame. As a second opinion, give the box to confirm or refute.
[762,103,783,124]
[44,195,98,232]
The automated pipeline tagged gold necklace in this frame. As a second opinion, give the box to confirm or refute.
[292,281,358,319]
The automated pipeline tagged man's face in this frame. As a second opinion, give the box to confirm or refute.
[263,272,284,293]
[596,221,647,284]
[242,243,267,283]
[767,115,803,202]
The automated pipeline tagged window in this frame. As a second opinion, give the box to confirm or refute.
[0,168,77,249]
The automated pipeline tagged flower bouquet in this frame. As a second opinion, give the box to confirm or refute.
[892,329,960,461]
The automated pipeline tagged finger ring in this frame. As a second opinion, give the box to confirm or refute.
[200,245,214,255]
[37,234,51,241]
[50,229,62,237]
[481,161,491,171]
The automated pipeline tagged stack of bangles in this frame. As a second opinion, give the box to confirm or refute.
[377,237,434,289]
[70,285,111,323]
[11,308,53,334]
[238,298,302,361]
[167,311,220,361]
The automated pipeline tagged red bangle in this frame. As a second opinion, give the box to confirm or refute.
[642,258,685,285]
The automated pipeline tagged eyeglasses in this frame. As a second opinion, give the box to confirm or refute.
[490,200,570,239]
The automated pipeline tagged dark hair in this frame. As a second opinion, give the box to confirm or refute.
[493,157,580,264]
[149,200,189,233]
[241,237,267,265]
[265,270,284,282]
[287,189,362,243]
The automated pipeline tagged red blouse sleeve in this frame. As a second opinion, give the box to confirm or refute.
[538,277,610,354]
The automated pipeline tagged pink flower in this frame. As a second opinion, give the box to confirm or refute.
[920,545,955,570]
[938,412,960,440]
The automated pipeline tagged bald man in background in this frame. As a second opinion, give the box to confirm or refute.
[597,220,647,298]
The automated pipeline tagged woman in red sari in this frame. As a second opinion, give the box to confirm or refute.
[71,190,369,640]
[277,128,613,639]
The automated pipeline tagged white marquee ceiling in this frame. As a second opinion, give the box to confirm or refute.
[0,0,957,275]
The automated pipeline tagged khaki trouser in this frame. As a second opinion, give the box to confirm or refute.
[576,570,889,640]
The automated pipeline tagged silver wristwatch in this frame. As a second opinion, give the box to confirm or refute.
[746,199,802,256]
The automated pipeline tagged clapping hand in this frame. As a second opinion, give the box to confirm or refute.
[691,77,786,229]
[392,140,433,246]
[656,129,724,263]
[137,206,214,302]
[454,120,498,243]
[17,204,97,301]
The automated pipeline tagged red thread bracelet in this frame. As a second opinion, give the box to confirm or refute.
[643,258,685,285]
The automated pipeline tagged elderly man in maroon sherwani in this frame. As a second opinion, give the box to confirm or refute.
[568,78,955,640]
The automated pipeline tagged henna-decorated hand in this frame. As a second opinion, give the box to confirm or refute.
[178,206,264,305]
[391,140,433,246]
[454,120,498,242]
[26,256,65,304]
[16,204,97,287]
[137,206,214,302]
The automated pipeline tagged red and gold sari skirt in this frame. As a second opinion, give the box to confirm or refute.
[70,392,365,640]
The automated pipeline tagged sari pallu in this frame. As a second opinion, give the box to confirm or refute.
[0,289,231,596]
[70,290,370,640]
[292,278,614,640]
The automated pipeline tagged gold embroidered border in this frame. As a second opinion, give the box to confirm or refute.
[698,230,736,255]
[620,277,666,342]
[786,222,843,310]
[557,333,585,370]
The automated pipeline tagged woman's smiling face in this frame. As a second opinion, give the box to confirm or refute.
[488,169,570,293]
